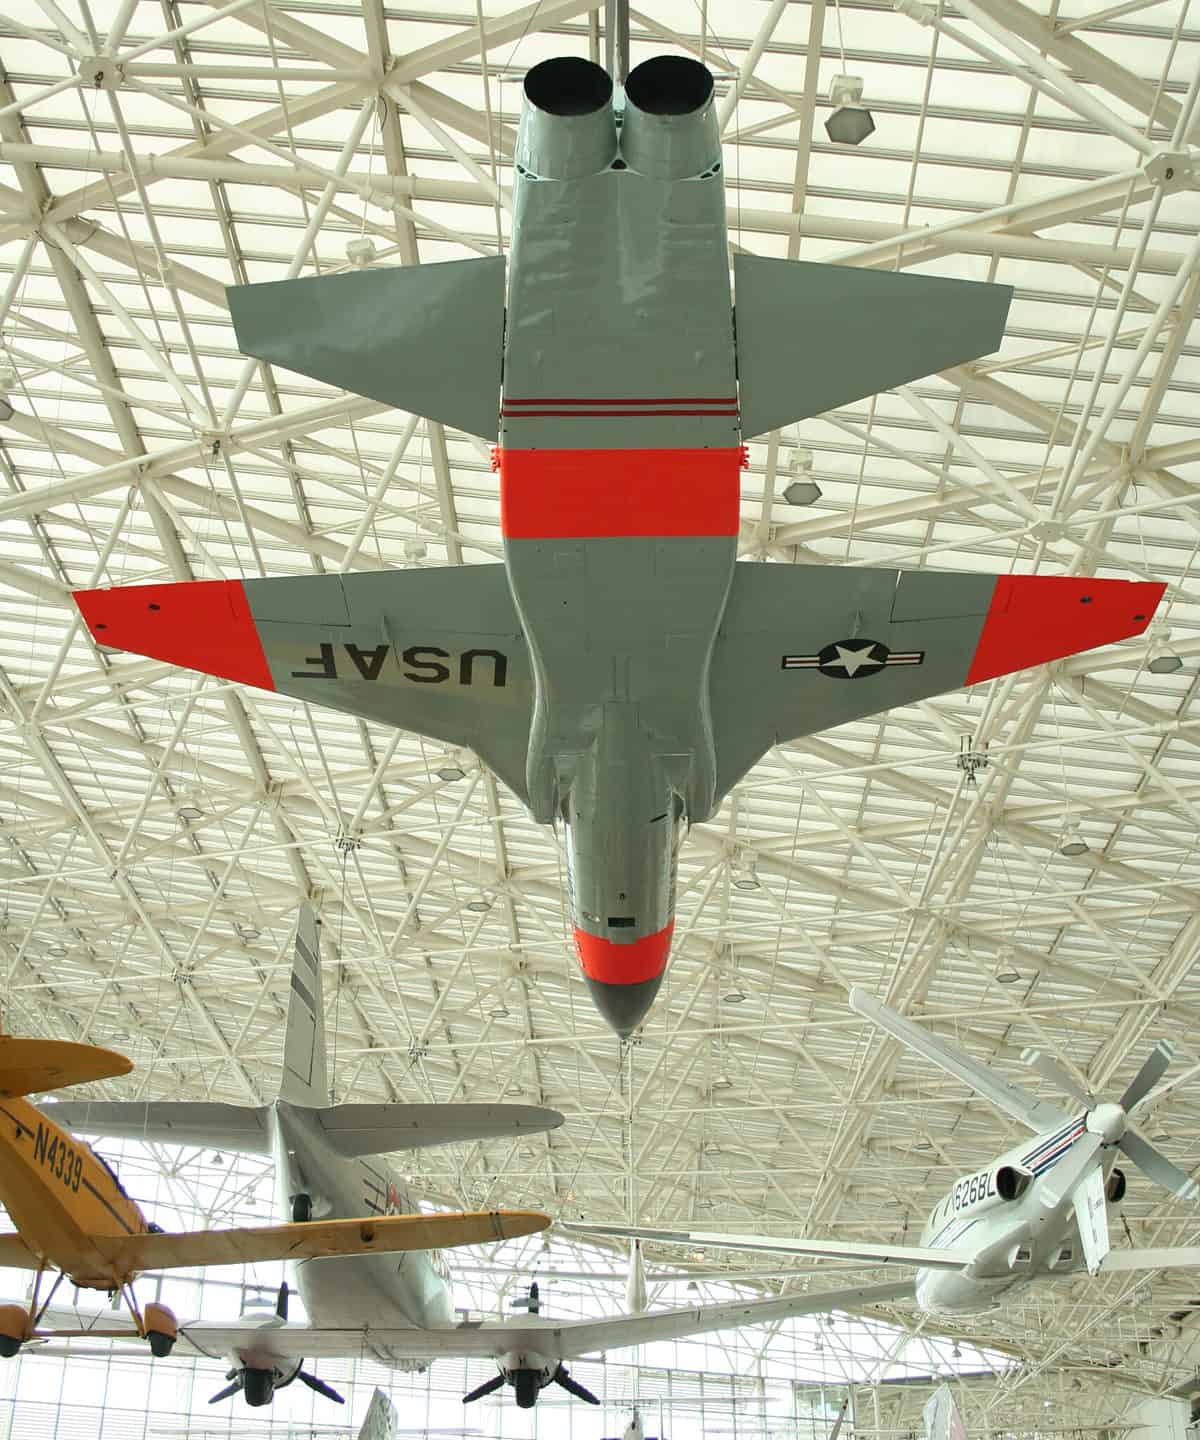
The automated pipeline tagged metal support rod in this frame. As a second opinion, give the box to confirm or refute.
[606,0,629,81]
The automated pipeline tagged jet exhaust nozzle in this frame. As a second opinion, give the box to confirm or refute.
[518,57,617,179]
[621,55,718,179]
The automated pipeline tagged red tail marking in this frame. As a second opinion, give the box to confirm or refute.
[74,579,276,692]
[574,922,674,986]
[964,576,1165,686]
[499,448,742,539]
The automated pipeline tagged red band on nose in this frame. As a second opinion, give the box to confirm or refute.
[573,922,674,985]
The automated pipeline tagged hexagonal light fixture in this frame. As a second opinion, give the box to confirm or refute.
[783,479,823,506]
[730,849,760,891]
[1059,819,1089,857]
[1147,622,1184,675]
[825,75,875,146]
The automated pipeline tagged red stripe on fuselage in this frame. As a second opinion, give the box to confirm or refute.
[503,396,738,406]
[574,921,674,986]
[498,448,743,539]
[963,576,1165,686]
[73,579,277,691]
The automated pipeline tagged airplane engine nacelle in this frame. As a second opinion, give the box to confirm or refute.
[0,1304,29,1358]
[621,56,719,179]
[1106,1167,1127,1203]
[951,1163,1033,1216]
[995,1164,1034,1202]
[517,58,617,180]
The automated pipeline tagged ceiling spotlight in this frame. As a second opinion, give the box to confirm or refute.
[466,892,493,913]
[436,755,467,782]
[710,1074,734,1092]
[1147,623,1184,675]
[690,1249,706,1262]
[403,537,428,564]
[824,75,875,146]
[722,984,747,1004]
[488,1000,510,1019]
[210,1152,225,1166]
[1059,819,1089,857]
[237,924,261,942]
[345,235,376,267]
[730,850,760,891]
[177,803,204,822]
[995,950,1021,985]
[783,479,823,506]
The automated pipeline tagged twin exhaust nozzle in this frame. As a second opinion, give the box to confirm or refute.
[518,55,718,181]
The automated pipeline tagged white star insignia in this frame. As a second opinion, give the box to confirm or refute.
[831,643,878,677]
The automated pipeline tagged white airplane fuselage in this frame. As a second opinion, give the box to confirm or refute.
[914,1115,1119,1315]
[270,1103,452,1341]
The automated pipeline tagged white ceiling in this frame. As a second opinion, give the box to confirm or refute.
[0,0,1198,1427]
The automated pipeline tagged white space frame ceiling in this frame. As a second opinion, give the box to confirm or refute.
[0,0,1197,1428]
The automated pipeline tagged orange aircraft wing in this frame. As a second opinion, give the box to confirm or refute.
[0,1037,132,1098]
[0,1233,39,1268]
[89,1208,549,1273]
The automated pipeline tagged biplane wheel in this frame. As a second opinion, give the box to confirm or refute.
[143,1301,178,1357]
[0,1305,29,1359]
[291,1193,313,1223]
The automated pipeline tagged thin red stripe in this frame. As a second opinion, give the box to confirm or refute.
[504,396,738,406]
[502,408,739,418]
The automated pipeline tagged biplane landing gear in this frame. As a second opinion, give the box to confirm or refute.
[0,1304,29,1357]
[291,1192,313,1223]
[122,1285,178,1357]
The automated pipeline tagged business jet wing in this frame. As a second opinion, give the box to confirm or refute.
[709,567,1161,801]
[171,1279,913,1365]
[559,1222,972,1271]
[73,567,534,805]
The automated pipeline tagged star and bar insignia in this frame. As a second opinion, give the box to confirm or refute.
[781,639,926,680]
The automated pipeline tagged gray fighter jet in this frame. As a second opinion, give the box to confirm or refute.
[73,54,1163,1037]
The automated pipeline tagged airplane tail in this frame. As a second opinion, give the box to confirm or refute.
[0,1036,132,1099]
[280,903,329,1106]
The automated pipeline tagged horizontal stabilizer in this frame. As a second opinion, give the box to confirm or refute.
[91,1209,550,1275]
[0,1037,132,1098]
[734,255,1012,437]
[227,257,505,440]
[560,1222,970,1272]
[1098,1247,1200,1273]
[309,1101,564,1157]
[850,988,1070,1134]
[49,1101,271,1153]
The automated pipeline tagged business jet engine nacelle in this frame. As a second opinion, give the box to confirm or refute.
[950,1163,1033,1217]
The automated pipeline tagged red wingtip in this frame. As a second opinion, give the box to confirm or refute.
[965,577,1165,686]
[73,579,276,691]
[573,921,674,986]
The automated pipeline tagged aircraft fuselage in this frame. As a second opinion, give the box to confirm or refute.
[269,1103,451,1347]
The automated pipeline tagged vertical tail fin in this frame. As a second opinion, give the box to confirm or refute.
[280,903,329,1106]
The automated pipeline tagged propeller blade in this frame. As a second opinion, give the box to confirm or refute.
[275,1282,290,1321]
[463,1373,507,1404]
[1119,1128,1200,1202]
[553,1365,601,1405]
[297,1369,345,1404]
[1118,1040,1175,1114]
[208,1377,243,1404]
[1073,1165,1111,1275]
[1038,1130,1103,1212]
[1021,1048,1095,1107]
[830,1398,850,1440]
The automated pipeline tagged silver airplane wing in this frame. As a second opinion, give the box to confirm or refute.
[708,565,1162,804]
[172,1280,913,1365]
[74,567,533,806]
[559,1222,972,1271]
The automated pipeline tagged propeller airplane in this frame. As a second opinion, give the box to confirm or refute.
[566,987,1200,1314]
[0,1027,550,1373]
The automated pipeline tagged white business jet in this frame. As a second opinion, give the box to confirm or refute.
[566,987,1200,1314]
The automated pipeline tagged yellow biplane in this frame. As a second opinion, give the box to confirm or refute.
[0,1034,549,1360]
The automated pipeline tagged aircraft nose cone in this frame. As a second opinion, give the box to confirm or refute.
[574,922,673,1038]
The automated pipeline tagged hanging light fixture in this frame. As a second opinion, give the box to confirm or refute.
[994,948,1021,985]
[730,849,760,891]
[1059,818,1089,857]
[466,892,493,913]
[1147,623,1184,675]
[824,74,875,145]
